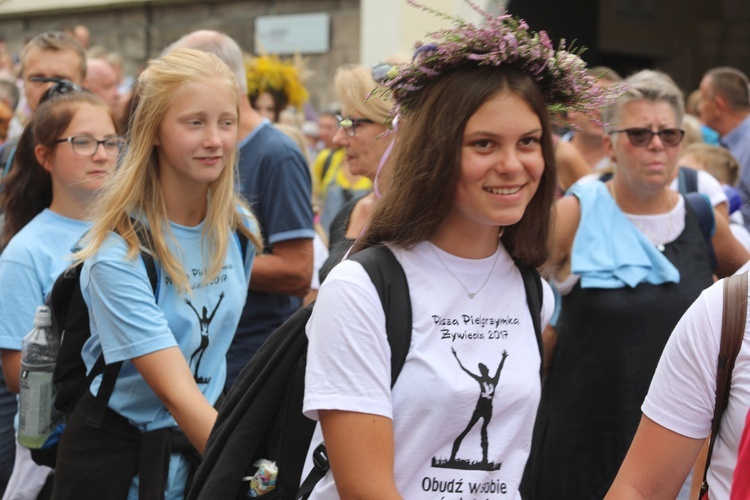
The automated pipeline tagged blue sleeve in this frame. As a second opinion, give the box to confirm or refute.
[264,152,314,244]
[241,130,315,246]
[0,259,42,351]
[82,245,176,364]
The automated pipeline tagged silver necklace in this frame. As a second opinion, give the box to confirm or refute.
[429,243,501,299]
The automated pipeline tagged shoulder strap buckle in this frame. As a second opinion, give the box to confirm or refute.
[311,443,330,474]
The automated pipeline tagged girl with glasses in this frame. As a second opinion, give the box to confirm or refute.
[523,70,749,499]
[51,49,261,499]
[0,90,118,499]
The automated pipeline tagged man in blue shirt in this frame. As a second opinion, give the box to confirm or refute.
[166,31,314,390]
[699,67,750,229]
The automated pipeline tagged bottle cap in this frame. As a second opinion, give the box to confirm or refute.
[34,305,52,327]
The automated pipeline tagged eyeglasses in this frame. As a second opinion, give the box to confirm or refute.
[372,63,396,84]
[337,114,375,137]
[53,135,125,157]
[31,77,87,105]
[608,127,685,148]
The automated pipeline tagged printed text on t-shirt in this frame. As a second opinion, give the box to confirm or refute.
[433,314,520,342]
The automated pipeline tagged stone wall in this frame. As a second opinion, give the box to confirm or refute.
[0,0,361,112]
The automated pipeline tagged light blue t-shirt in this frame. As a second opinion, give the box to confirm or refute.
[0,209,91,351]
[80,217,257,499]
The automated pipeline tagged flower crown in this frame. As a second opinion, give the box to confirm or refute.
[377,0,618,122]
[245,54,309,108]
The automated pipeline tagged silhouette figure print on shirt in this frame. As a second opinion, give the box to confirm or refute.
[185,291,224,384]
[432,347,509,471]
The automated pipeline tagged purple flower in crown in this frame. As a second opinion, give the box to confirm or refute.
[417,65,441,78]
[371,0,623,127]
[539,31,554,51]
[413,43,439,61]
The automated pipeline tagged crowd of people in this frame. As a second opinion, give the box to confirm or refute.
[0,1,749,498]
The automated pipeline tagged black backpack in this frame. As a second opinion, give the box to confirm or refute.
[187,245,545,500]
[29,235,160,468]
[30,226,249,468]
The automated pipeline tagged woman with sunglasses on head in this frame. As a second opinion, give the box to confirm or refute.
[301,3,614,498]
[51,49,261,500]
[316,63,395,284]
[0,86,121,500]
[523,70,749,499]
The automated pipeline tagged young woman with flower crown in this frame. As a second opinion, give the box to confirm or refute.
[300,3,612,499]
[51,49,261,500]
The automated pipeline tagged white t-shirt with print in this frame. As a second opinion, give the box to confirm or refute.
[642,261,750,499]
[303,241,554,500]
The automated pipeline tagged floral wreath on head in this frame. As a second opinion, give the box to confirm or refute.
[374,0,621,125]
[245,53,309,109]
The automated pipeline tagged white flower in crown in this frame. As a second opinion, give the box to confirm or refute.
[557,51,586,73]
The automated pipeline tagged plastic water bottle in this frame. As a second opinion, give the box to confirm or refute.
[18,305,61,449]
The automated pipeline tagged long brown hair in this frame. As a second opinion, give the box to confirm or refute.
[0,91,113,246]
[354,65,556,267]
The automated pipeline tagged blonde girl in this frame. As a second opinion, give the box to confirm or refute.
[52,49,261,500]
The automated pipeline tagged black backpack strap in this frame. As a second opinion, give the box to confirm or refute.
[684,192,717,271]
[678,166,699,195]
[87,230,160,429]
[350,245,412,383]
[141,250,159,293]
[297,443,330,500]
[701,271,748,497]
[515,260,544,378]
[85,360,124,429]
[236,230,249,263]
[297,245,412,500]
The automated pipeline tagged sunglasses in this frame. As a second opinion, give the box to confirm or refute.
[608,127,685,148]
[31,77,87,105]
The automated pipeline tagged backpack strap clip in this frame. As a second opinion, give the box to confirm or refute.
[296,442,330,499]
[310,443,330,474]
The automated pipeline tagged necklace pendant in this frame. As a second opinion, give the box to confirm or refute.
[656,243,665,252]
[469,293,476,299]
